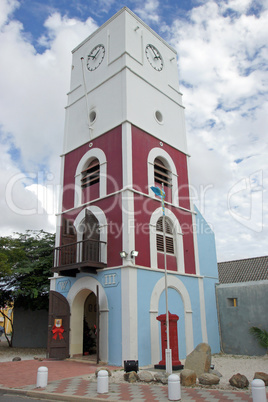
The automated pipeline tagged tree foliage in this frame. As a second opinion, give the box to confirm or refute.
[0,230,55,345]
[250,326,268,351]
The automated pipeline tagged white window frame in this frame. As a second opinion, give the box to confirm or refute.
[74,148,107,208]
[147,147,179,206]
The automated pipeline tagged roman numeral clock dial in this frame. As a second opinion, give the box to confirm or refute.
[145,44,163,71]
[87,44,105,71]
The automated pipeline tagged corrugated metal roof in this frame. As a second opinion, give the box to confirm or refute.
[218,256,268,284]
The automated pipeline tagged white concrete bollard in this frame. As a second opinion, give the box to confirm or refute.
[251,379,267,402]
[168,374,181,401]
[36,366,48,388]
[97,370,109,394]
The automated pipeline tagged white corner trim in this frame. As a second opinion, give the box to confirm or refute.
[121,268,138,363]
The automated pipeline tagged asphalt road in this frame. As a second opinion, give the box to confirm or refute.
[0,390,62,402]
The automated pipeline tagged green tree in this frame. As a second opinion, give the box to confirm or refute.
[0,230,55,346]
[249,326,268,352]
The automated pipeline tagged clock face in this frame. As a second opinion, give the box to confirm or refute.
[145,44,163,71]
[87,44,105,71]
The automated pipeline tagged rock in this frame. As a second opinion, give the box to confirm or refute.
[124,371,139,383]
[180,369,196,386]
[95,367,112,377]
[138,371,154,382]
[229,373,249,389]
[12,357,21,361]
[154,373,168,384]
[209,368,222,378]
[254,372,268,386]
[184,343,211,377]
[198,373,220,385]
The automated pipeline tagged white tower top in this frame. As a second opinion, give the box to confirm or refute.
[63,7,187,155]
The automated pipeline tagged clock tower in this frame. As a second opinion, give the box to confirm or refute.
[48,7,220,366]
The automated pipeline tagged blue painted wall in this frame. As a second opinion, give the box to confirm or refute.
[195,205,220,353]
[98,270,122,366]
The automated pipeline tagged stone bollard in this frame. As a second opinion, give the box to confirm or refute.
[36,366,48,388]
[168,374,181,401]
[251,379,267,402]
[97,370,109,394]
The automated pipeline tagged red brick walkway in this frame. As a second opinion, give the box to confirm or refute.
[0,359,266,401]
[0,359,115,387]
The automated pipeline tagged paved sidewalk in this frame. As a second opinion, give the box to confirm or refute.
[0,358,264,401]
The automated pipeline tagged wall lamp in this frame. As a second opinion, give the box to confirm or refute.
[120,251,128,259]
[119,250,139,259]
[130,250,139,258]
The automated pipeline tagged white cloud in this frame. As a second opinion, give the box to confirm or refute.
[0,4,98,236]
[134,0,160,23]
[169,0,268,261]
[0,0,267,262]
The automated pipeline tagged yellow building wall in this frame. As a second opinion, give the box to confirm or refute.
[0,306,13,334]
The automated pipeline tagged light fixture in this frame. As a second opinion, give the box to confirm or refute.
[120,251,128,258]
[130,250,139,258]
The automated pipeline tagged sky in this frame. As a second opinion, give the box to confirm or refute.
[0,0,267,262]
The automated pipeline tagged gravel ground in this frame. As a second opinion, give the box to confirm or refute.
[1,338,267,391]
[0,338,46,362]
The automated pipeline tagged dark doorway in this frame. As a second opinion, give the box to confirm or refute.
[81,210,100,263]
[83,292,97,356]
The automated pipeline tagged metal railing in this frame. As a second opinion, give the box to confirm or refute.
[53,239,106,268]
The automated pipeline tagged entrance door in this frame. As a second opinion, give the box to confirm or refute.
[47,291,70,359]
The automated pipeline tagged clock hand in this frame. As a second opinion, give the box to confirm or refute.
[93,49,100,59]
[150,46,159,59]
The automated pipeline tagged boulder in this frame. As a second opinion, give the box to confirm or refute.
[138,371,154,382]
[124,371,139,383]
[95,367,112,377]
[254,372,268,386]
[12,357,21,361]
[198,373,220,386]
[229,373,249,389]
[154,373,168,384]
[180,369,196,386]
[209,369,222,378]
[184,343,211,377]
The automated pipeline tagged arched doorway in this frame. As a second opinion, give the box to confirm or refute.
[67,277,108,362]
[83,292,97,356]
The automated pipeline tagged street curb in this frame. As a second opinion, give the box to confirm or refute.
[0,386,122,402]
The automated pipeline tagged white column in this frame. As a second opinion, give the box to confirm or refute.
[121,121,138,362]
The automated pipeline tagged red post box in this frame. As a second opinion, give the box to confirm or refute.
[154,311,183,370]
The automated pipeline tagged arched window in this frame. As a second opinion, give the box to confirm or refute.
[148,148,178,206]
[156,217,174,254]
[154,157,172,203]
[74,148,107,208]
[154,158,172,188]
[81,158,100,188]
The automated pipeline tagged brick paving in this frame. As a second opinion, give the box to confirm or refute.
[0,359,266,401]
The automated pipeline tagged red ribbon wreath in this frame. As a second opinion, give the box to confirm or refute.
[52,325,64,340]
